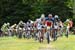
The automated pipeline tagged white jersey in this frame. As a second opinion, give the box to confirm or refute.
[37,23,42,30]
[54,25,58,29]
[54,22,59,29]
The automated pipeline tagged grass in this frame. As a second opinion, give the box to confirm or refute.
[0,35,75,50]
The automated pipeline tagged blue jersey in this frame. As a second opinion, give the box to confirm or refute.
[45,17,54,23]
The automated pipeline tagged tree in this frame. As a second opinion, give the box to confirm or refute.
[0,0,73,27]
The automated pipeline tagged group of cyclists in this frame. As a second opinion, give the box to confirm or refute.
[0,14,73,44]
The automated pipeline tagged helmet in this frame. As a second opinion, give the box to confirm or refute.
[54,15,58,18]
[41,14,45,18]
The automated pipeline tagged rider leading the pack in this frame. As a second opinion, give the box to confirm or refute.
[45,14,54,43]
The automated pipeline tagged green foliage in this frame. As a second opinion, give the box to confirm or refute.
[0,0,73,27]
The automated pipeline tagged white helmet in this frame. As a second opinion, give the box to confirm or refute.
[41,14,45,18]
[66,19,70,22]
[7,23,10,25]
[31,20,34,23]
[48,14,52,17]
[54,15,58,18]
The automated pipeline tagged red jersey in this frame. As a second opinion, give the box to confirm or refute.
[45,21,52,26]
[69,21,73,28]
